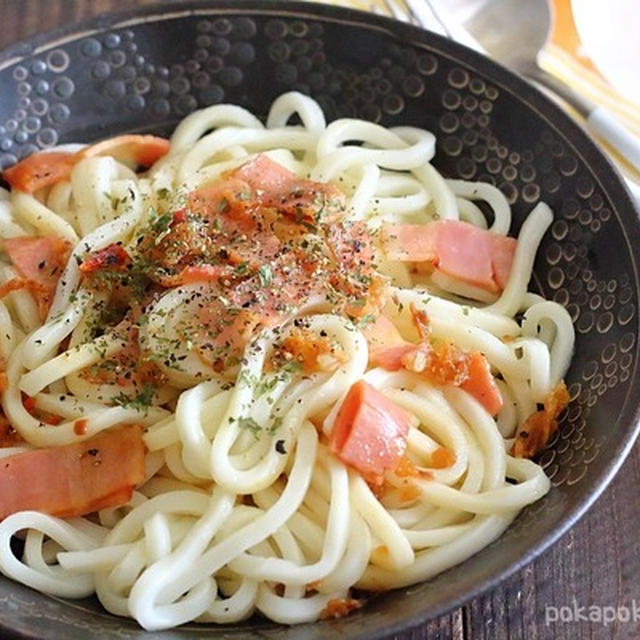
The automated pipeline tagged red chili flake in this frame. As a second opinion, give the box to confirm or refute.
[22,395,37,413]
[171,210,187,225]
[79,244,131,274]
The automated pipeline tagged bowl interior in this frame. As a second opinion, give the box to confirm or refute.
[0,2,639,639]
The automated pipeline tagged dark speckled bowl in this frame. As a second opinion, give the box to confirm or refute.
[0,2,638,638]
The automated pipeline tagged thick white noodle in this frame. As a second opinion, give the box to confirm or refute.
[0,92,574,631]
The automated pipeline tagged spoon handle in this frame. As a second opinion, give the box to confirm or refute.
[527,66,640,204]
[587,107,640,176]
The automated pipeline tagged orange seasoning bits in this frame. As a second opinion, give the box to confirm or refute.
[394,455,433,480]
[431,446,455,469]
[402,340,470,387]
[512,381,570,458]
[278,326,347,374]
[74,419,89,436]
[320,598,363,620]
[363,313,503,417]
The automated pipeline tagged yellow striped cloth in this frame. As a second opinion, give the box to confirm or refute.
[307,0,640,186]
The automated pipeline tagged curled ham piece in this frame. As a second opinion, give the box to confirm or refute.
[381,220,517,293]
[2,135,170,193]
[1,152,76,194]
[76,134,170,169]
[0,425,145,520]
[1,235,71,320]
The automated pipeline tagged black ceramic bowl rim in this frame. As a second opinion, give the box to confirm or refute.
[0,2,639,639]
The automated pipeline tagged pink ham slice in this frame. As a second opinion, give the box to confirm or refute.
[3,235,71,320]
[233,153,346,225]
[362,315,416,371]
[0,426,145,520]
[381,220,517,293]
[329,380,412,483]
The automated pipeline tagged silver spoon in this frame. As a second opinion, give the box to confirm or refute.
[408,0,640,202]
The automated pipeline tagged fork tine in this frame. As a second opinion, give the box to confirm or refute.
[420,0,487,51]
[376,0,486,54]
[381,0,411,23]
[404,0,449,35]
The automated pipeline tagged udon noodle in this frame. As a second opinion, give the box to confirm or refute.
[0,92,574,630]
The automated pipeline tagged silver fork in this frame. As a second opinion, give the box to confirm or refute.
[375,0,640,204]
[378,0,486,53]
[377,0,441,31]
